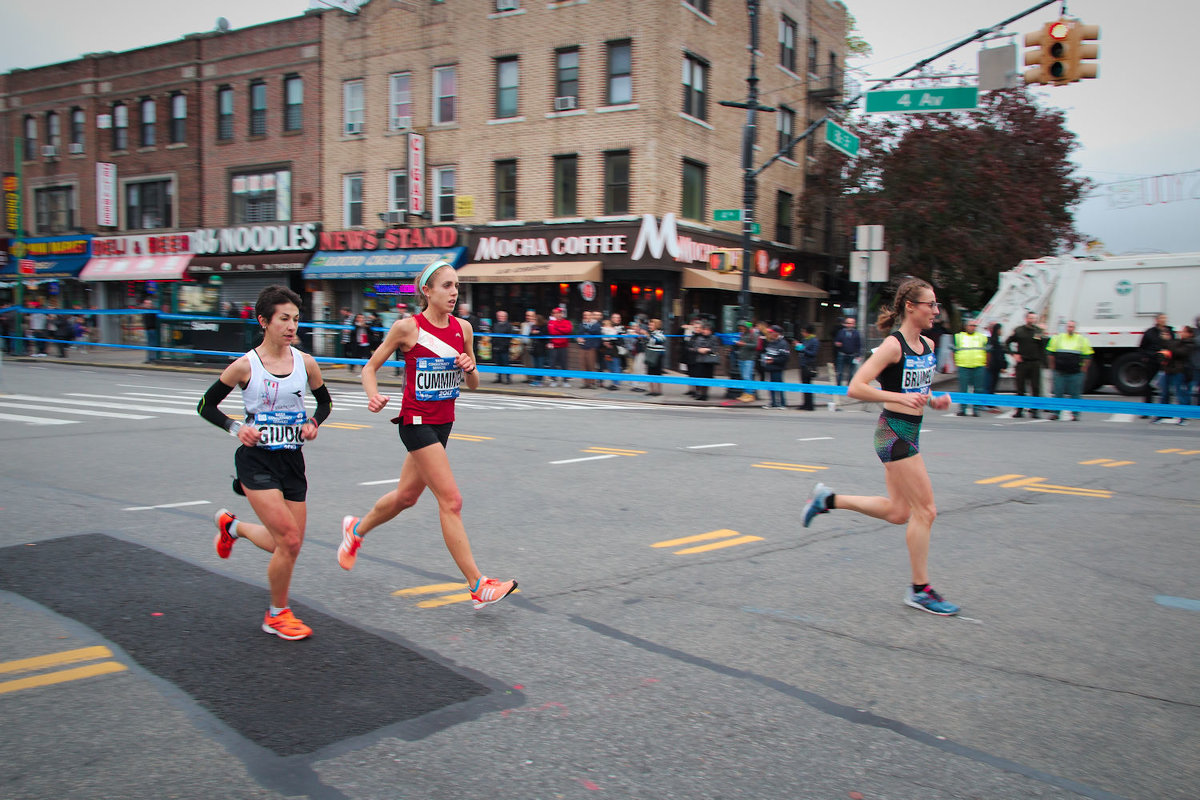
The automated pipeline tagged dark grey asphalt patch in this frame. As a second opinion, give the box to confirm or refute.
[0,534,490,757]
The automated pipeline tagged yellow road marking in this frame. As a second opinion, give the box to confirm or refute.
[752,462,827,473]
[0,662,127,696]
[1078,459,1134,467]
[449,433,494,441]
[975,474,1025,484]
[1024,486,1113,498]
[393,582,467,596]
[0,645,113,675]
[674,535,764,555]
[1182,450,1200,456]
[1157,448,1183,453]
[417,592,473,608]
[652,529,740,548]
[583,446,645,455]
[322,422,371,430]
[1000,476,1047,488]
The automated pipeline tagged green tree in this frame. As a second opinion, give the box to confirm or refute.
[808,88,1090,314]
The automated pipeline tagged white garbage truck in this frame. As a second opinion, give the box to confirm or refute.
[975,252,1200,395]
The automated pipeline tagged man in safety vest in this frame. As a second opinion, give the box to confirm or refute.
[952,318,988,416]
[1046,320,1093,421]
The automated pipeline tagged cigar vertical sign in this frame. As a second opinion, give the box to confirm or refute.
[408,132,425,216]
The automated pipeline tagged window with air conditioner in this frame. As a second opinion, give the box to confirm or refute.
[390,72,412,131]
[392,116,412,130]
[553,96,576,111]
[496,0,519,11]
[344,80,364,136]
[42,145,58,158]
[69,142,85,155]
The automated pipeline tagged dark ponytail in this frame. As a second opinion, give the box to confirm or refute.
[876,277,932,333]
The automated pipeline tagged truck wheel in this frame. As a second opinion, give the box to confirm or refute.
[1111,352,1150,396]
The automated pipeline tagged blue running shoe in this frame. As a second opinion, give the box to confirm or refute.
[904,587,960,616]
[801,482,833,528]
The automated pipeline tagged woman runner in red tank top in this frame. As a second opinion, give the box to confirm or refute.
[336,260,518,609]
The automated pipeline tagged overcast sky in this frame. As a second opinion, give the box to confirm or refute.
[2,0,1196,257]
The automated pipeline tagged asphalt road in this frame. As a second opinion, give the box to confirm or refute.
[1,361,1197,800]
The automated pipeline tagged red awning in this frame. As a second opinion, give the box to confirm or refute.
[78,255,192,282]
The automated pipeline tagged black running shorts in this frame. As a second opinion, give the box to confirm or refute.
[234,445,307,502]
[398,421,453,452]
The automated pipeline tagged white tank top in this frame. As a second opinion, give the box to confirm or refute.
[244,347,308,450]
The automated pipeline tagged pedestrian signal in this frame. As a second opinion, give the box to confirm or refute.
[707,248,742,273]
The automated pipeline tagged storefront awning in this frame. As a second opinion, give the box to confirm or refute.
[455,260,602,284]
[188,253,309,275]
[303,247,466,280]
[78,255,191,282]
[681,267,827,299]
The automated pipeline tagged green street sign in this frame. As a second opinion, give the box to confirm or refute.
[749,223,760,234]
[825,119,859,158]
[714,209,742,222]
[864,86,979,114]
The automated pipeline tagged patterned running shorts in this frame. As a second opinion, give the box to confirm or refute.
[874,409,923,464]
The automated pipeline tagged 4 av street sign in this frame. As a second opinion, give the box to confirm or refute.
[864,86,979,114]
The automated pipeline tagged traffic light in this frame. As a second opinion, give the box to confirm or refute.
[1023,19,1100,85]
[707,248,742,273]
[1064,22,1100,82]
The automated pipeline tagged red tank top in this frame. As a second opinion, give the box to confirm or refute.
[399,313,467,425]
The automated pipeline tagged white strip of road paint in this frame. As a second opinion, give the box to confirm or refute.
[123,500,211,511]
[0,402,153,419]
[797,437,834,441]
[358,478,399,486]
[687,443,737,449]
[550,454,620,464]
[0,412,78,425]
[4,394,193,414]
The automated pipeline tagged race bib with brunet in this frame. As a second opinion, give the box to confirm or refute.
[414,357,462,402]
[901,351,936,394]
[253,409,307,450]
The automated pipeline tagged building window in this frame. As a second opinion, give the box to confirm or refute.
[681,159,706,222]
[433,65,457,124]
[70,108,85,151]
[217,86,233,140]
[23,115,37,158]
[389,72,412,130]
[344,80,364,135]
[682,54,707,120]
[495,0,519,11]
[603,150,630,215]
[777,105,794,158]
[344,174,363,227]
[112,103,128,150]
[170,93,187,144]
[684,0,710,16]
[34,186,75,234]
[495,57,520,119]
[388,170,408,214]
[775,191,793,245]
[806,116,817,160]
[433,167,456,222]
[808,36,819,76]
[607,40,632,105]
[555,47,579,109]
[46,112,61,153]
[827,51,840,93]
[139,98,156,147]
[780,15,797,73]
[249,81,267,136]
[494,160,517,220]
[125,179,173,230]
[231,169,290,224]
[553,154,577,217]
[284,75,303,132]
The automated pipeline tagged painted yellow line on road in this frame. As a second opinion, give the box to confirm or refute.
[322,422,371,430]
[1158,448,1183,453]
[674,535,764,555]
[583,446,646,455]
[450,433,494,441]
[1000,476,1048,488]
[0,646,114,675]
[652,529,740,548]
[393,582,467,596]
[752,462,827,473]
[975,474,1025,484]
[1078,459,1135,467]
[417,592,473,608]
[0,661,127,696]
[1024,486,1113,498]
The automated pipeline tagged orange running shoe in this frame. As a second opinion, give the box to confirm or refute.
[213,508,237,559]
[338,515,362,570]
[470,576,518,609]
[262,608,312,640]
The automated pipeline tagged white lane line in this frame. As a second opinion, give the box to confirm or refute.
[797,437,834,441]
[1107,413,1136,423]
[0,402,152,420]
[687,443,737,449]
[6,394,193,414]
[550,454,620,464]
[116,393,200,403]
[0,412,79,426]
[359,478,399,486]
[123,500,210,511]
[118,384,192,391]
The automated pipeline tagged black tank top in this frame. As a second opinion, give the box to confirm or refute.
[876,331,936,394]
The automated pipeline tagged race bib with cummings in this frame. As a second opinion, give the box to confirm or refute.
[414,357,462,401]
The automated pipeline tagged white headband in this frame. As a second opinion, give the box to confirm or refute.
[418,260,452,292]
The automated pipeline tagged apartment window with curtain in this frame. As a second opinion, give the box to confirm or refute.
[217,87,233,140]
[807,37,819,76]
[35,186,75,233]
[433,65,457,124]
[23,115,37,158]
[344,80,364,135]
[112,103,128,150]
[681,159,706,222]
[139,98,156,147]
[231,169,290,224]
[249,80,267,136]
[170,93,186,143]
[433,167,456,222]
[388,170,408,213]
[494,160,517,220]
[682,54,707,120]
[284,75,303,132]
[775,191,794,245]
[495,57,520,119]
[780,16,797,72]
[606,40,632,105]
[70,108,85,151]
[389,72,412,130]
[125,178,173,230]
[46,112,61,153]
[555,47,579,108]
[603,150,630,215]
[553,154,578,217]
[777,105,794,158]
[344,174,363,226]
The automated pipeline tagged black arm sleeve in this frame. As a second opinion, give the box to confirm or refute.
[197,379,237,432]
[311,384,332,427]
